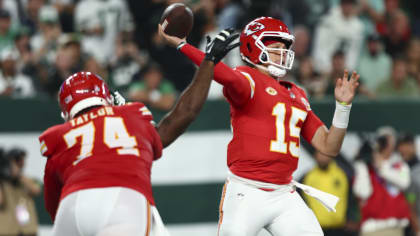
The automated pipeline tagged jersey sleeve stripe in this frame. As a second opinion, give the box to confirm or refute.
[140,107,152,116]
[239,72,255,99]
[40,141,48,155]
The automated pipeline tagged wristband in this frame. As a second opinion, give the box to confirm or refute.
[337,100,350,106]
[176,41,186,50]
[332,100,352,129]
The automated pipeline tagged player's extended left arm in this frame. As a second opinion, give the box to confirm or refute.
[43,161,62,222]
[157,30,240,148]
[311,71,360,157]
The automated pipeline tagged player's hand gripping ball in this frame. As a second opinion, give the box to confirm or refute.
[159,3,194,38]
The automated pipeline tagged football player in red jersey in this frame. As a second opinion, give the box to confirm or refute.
[160,17,359,236]
[38,29,239,236]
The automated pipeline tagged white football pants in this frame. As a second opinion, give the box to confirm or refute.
[53,187,169,236]
[217,176,324,236]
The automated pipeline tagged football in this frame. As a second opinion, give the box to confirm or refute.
[160,3,194,38]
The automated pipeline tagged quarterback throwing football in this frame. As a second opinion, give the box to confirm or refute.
[160,17,359,236]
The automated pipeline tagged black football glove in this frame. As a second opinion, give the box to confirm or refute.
[112,91,126,106]
[204,28,240,64]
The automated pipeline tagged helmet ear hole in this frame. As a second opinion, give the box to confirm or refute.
[260,52,268,63]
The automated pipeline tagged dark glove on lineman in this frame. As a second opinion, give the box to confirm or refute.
[204,28,240,64]
[112,91,126,105]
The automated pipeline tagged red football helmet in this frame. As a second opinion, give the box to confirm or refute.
[240,17,295,74]
[59,72,113,121]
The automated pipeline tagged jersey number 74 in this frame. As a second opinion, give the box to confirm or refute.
[63,117,140,165]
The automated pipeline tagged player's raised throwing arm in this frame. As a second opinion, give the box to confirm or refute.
[156,29,240,148]
[310,70,360,157]
[158,25,251,107]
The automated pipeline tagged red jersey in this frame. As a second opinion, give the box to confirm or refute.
[226,66,323,184]
[361,166,411,222]
[39,103,162,220]
[180,44,324,185]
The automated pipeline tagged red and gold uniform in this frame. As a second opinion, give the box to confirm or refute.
[179,43,326,236]
[180,44,324,184]
[39,103,162,221]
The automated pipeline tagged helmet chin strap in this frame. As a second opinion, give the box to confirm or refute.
[267,65,286,79]
[255,64,287,80]
[241,55,287,80]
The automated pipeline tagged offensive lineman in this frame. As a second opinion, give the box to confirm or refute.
[160,17,359,236]
[38,29,240,236]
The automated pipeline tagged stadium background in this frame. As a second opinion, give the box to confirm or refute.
[1,0,420,235]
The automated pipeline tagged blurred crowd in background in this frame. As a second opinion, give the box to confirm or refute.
[0,147,40,236]
[0,0,419,110]
[1,1,420,235]
[300,127,420,236]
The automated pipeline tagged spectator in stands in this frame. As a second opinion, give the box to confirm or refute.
[74,0,107,64]
[357,34,392,97]
[102,0,135,60]
[405,38,420,79]
[283,0,311,27]
[128,62,176,111]
[359,0,395,36]
[397,133,420,235]
[302,0,331,30]
[196,0,242,100]
[43,39,80,97]
[398,133,419,169]
[0,48,35,98]
[0,147,40,236]
[382,9,411,58]
[83,57,108,83]
[0,0,20,27]
[294,57,326,99]
[74,0,134,65]
[322,50,346,96]
[360,0,409,57]
[58,33,85,72]
[0,9,19,52]
[353,127,411,236]
[290,25,311,77]
[21,0,46,35]
[217,0,244,30]
[301,151,358,236]
[109,33,148,94]
[30,5,62,66]
[376,57,419,98]
[358,0,385,36]
[50,0,76,33]
[14,29,34,74]
[148,27,195,92]
[198,0,242,69]
[312,0,364,74]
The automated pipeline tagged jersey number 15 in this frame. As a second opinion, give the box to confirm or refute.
[270,103,307,157]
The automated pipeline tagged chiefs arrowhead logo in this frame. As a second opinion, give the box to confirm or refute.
[266,87,277,96]
[244,22,265,36]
